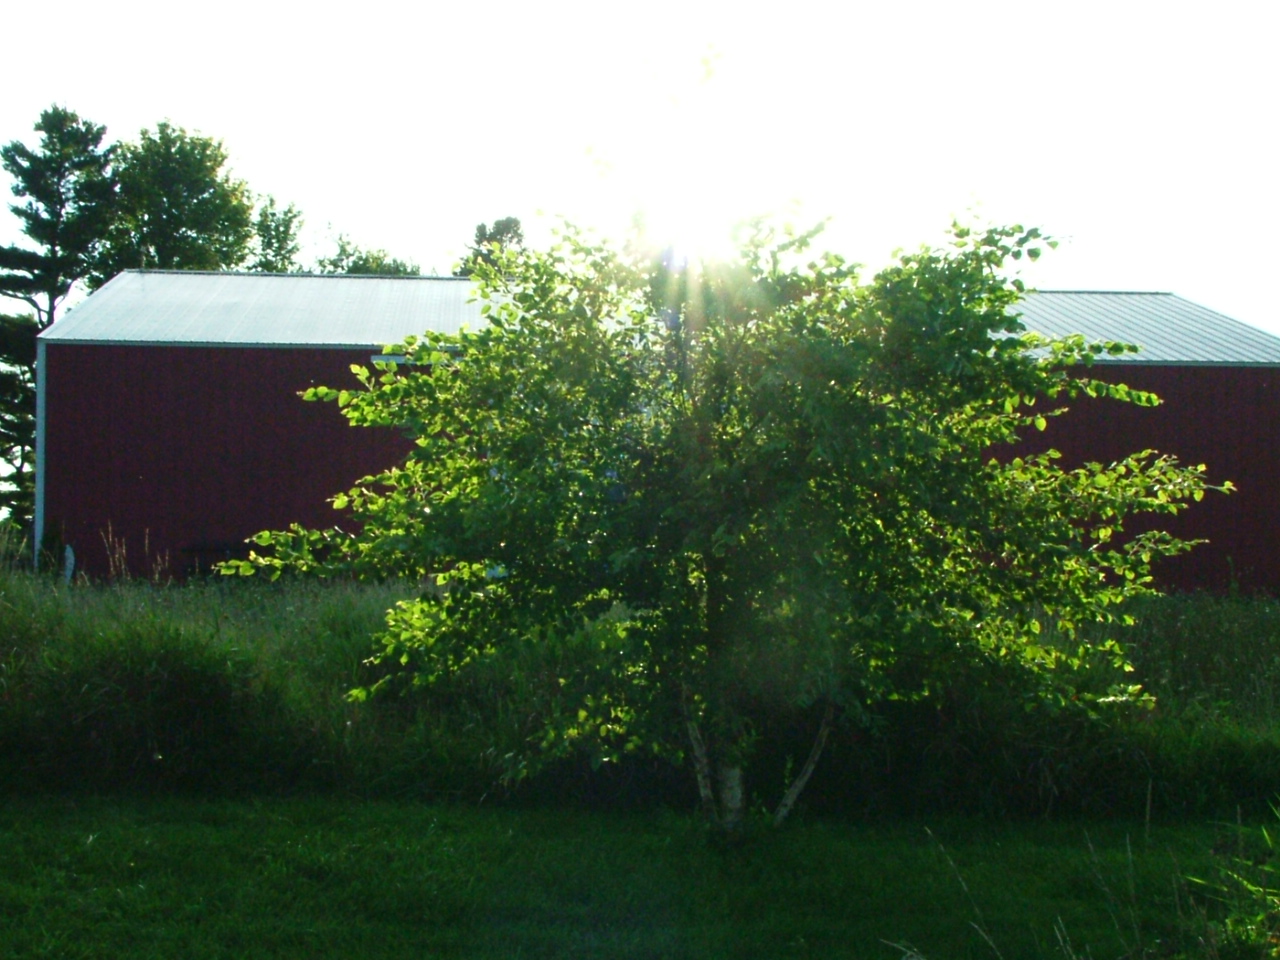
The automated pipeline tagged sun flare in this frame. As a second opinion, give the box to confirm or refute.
[598,68,788,269]
[633,191,744,267]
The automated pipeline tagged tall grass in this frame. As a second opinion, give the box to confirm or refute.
[0,527,522,796]
[1123,593,1280,728]
[3,525,1280,817]
[0,568,411,793]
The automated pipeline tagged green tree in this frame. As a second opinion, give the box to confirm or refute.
[455,216,524,277]
[0,106,115,526]
[314,234,419,276]
[0,313,37,524]
[0,105,116,328]
[236,224,1221,832]
[248,196,303,273]
[91,122,253,286]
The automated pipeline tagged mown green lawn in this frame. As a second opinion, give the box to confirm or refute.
[0,797,1237,959]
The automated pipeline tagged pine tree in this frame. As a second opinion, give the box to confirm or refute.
[0,105,116,328]
[0,106,115,529]
[0,314,37,527]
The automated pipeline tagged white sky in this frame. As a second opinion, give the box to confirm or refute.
[3,0,1277,332]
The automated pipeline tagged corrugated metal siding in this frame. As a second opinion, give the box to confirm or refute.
[42,270,484,347]
[42,343,412,577]
[1016,364,1280,592]
[38,276,1280,589]
[1016,291,1280,365]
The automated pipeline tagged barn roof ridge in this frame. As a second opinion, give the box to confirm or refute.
[1030,289,1172,296]
[41,275,1280,366]
[1015,290,1280,365]
[116,268,470,282]
[43,270,484,348]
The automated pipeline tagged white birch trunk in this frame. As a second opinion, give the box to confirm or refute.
[717,762,745,832]
[686,719,718,823]
[773,701,836,827]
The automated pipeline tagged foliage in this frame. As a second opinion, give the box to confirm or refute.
[90,122,253,286]
[455,215,524,277]
[4,561,1280,818]
[248,195,304,273]
[1119,593,1280,730]
[244,224,1213,829]
[1189,811,1280,958]
[0,314,37,524]
[315,233,419,276]
[0,105,116,328]
[0,567,414,795]
[0,106,116,526]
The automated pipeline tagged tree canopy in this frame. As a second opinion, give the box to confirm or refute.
[315,234,419,276]
[455,216,523,277]
[235,223,1222,831]
[0,104,423,526]
[249,196,304,273]
[0,105,115,328]
[0,313,37,524]
[90,122,253,286]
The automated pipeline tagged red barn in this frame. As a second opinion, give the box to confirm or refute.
[35,270,481,577]
[35,276,1280,591]
[1015,291,1280,593]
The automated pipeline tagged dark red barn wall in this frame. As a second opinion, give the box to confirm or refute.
[1021,364,1280,593]
[44,345,1280,591]
[43,343,412,578]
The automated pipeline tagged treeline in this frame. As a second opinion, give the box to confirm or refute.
[0,104,522,527]
[1,107,425,325]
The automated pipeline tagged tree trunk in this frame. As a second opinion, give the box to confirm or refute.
[685,712,749,833]
[772,701,836,827]
[685,717,718,823]
[717,762,745,832]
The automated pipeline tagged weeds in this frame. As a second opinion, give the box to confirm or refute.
[1185,808,1280,958]
[2,538,1280,819]
[1121,594,1280,730]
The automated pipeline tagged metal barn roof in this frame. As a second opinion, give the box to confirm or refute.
[40,270,484,348]
[1015,291,1280,365]
[40,272,1280,366]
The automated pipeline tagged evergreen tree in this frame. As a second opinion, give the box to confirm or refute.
[0,105,116,327]
[0,106,114,528]
[0,314,36,526]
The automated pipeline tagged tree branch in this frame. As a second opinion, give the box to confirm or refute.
[685,714,718,824]
[773,700,836,827]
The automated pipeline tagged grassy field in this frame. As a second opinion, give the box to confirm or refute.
[4,559,1280,957]
[0,796,1252,959]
